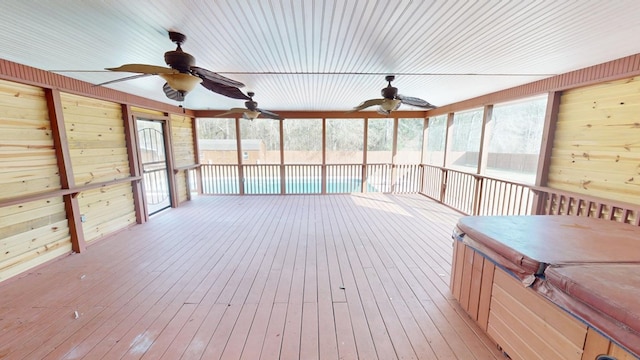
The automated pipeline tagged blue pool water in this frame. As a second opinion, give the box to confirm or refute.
[203,177,380,194]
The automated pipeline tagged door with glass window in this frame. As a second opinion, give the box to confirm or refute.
[137,120,171,214]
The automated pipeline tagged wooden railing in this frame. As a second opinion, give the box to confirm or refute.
[534,187,640,225]
[198,163,640,226]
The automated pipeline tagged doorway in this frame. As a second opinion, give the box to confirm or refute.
[137,119,171,215]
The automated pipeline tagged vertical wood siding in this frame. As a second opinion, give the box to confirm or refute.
[61,93,135,242]
[548,76,640,204]
[0,79,71,280]
[171,114,195,203]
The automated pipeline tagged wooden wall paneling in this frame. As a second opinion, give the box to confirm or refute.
[176,171,188,204]
[77,183,135,243]
[170,114,196,204]
[122,104,146,224]
[0,80,60,199]
[61,93,137,240]
[548,77,640,205]
[46,88,85,253]
[0,197,72,279]
[0,80,73,281]
[488,270,587,360]
[60,93,129,184]
[130,106,177,118]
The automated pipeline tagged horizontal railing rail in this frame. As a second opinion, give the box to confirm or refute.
[198,163,640,226]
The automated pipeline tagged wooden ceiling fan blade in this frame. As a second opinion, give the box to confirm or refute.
[106,64,178,74]
[256,108,283,120]
[215,108,248,117]
[397,94,437,109]
[162,82,187,101]
[95,73,153,87]
[200,79,250,100]
[348,98,384,112]
[191,66,245,88]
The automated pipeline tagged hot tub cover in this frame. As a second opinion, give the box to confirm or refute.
[456,215,640,277]
[540,264,640,358]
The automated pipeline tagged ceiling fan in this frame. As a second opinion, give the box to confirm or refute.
[350,75,436,115]
[99,31,250,102]
[215,92,282,120]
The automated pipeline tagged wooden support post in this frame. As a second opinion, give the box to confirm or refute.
[163,115,179,207]
[420,117,430,193]
[533,91,561,214]
[472,175,484,215]
[46,88,86,253]
[391,117,399,193]
[472,105,493,215]
[279,119,286,194]
[122,104,147,224]
[362,118,369,193]
[192,116,203,195]
[235,117,245,195]
[321,118,327,194]
[443,113,454,168]
[439,113,454,202]
[476,105,493,175]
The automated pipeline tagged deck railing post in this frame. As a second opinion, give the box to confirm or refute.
[472,175,484,215]
[439,168,448,203]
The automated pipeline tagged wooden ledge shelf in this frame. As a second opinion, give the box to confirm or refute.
[0,176,142,208]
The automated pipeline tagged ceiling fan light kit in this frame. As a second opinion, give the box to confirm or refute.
[159,72,202,92]
[380,99,402,111]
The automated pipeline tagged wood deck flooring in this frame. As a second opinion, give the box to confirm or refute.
[0,194,504,359]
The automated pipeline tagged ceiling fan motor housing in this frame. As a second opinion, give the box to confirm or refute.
[164,50,195,73]
[245,100,258,111]
[381,85,398,99]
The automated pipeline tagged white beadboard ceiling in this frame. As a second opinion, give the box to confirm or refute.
[2,1,640,111]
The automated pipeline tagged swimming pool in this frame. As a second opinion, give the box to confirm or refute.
[202,177,381,194]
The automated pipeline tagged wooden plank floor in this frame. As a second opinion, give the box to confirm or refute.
[0,194,505,359]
